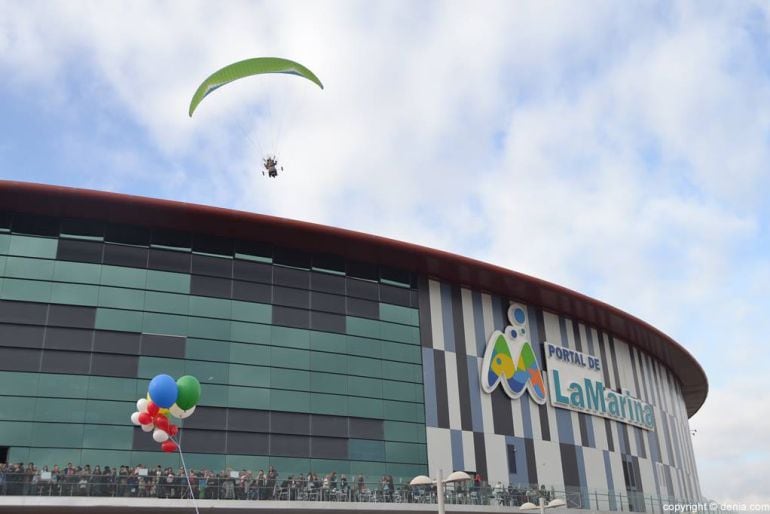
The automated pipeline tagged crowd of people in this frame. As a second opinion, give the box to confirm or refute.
[0,461,554,506]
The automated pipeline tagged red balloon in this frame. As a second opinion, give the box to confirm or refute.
[168,424,178,436]
[161,440,177,453]
[137,412,152,425]
[154,414,169,432]
[146,401,160,416]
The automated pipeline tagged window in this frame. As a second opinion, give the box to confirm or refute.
[191,254,232,278]
[273,286,309,309]
[93,330,140,355]
[233,260,272,283]
[102,244,148,268]
[0,324,45,348]
[228,409,269,433]
[40,349,90,374]
[310,272,345,294]
[44,327,93,351]
[91,353,138,378]
[310,311,345,333]
[310,437,347,459]
[148,249,191,273]
[48,304,96,329]
[347,278,379,300]
[272,306,310,329]
[347,297,379,319]
[140,334,186,358]
[57,239,103,263]
[507,445,517,473]
[270,434,310,458]
[271,411,310,435]
[228,432,269,455]
[232,280,271,303]
[0,300,47,325]
[310,415,348,438]
[105,224,150,246]
[190,275,231,299]
[349,418,384,440]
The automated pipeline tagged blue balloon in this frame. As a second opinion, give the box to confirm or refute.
[148,374,178,408]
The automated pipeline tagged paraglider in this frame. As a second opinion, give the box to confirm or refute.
[188,57,323,179]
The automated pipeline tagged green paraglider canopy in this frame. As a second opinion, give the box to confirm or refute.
[188,57,324,117]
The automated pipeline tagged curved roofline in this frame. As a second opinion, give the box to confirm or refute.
[0,180,707,416]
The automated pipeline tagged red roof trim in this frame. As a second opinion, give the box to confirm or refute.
[0,180,708,416]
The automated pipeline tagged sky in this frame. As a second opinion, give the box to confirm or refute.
[1,0,769,504]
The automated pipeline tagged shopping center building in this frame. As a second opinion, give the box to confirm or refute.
[0,181,707,510]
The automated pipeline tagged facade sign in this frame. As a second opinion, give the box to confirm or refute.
[480,303,547,404]
[545,343,655,430]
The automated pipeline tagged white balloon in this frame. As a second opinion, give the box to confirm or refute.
[130,412,141,425]
[178,405,196,419]
[136,398,149,412]
[168,404,184,418]
[152,429,169,443]
[141,423,154,432]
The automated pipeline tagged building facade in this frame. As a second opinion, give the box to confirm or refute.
[0,181,707,508]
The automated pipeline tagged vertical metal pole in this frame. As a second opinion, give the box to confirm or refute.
[437,470,445,514]
[539,495,546,514]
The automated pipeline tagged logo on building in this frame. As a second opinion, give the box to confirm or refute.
[480,303,547,404]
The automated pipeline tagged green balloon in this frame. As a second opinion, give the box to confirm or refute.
[176,375,201,410]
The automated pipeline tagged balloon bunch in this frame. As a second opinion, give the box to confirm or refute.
[130,374,201,453]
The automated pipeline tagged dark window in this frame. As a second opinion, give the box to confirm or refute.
[312,254,345,275]
[0,347,40,371]
[409,290,418,308]
[271,411,310,435]
[233,260,272,284]
[0,300,48,325]
[191,254,232,278]
[347,278,379,300]
[234,240,272,262]
[103,244,148,268]
[193,235,233,257]
[183,407,227,430]
[44,327,93,352]
[151,229,191,250]
[310,311,345,333]
[507,445,517,473]
[181,429,226,454]
[273,248,310,269]
[0,211,10,231]
[60,218,104,240]
[347,261,378,282]
[190,275,231,299]
[132,426,161,451]
[11,214,58,236]
[0,324,45,348]
[93,331,140,355]
[227,432,269,455]
[310,415,348,438]
[272,306,310,329]
[91,353,138,378]
[105,224,150,246]
[148,249,191,273]
[41,350,90,374]
[48,304,96,329]
[380,266,413,288]
[270,434,310,458]
[232,280,271,303]
[310,272,345,294]
[228,409,270,433]
[310,437,348,459]
[349,418,384,440]
[274,267,309,289]
[56,239,103,263]
[273,286,309,309]
[140,334,186,358]
[310,292,346,314]
[347,297,379,319]
[380,285,411,307]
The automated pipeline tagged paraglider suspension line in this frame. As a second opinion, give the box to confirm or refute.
[172,436,201,514]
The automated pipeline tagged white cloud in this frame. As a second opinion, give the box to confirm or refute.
[1,0,770,503]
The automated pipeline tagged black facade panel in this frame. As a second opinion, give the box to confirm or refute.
[274,267,310,289]
[312,254,345,275]
[347,261,378,282]
[0,347,40,371]
[346,278,379,301]
[310,291,346,314]
[60,218,105,240]
[310,272,345,294]
[93,331,140,355]
[310,437,348,459]
[57,239,103,263]
[103,243,148,268]
[525,438,538,485]
[41,350,90,374]
[273,248,311,270]
[44,327,93,352]
[190,275,231,299]
[151,229,191,250]
[433,350,450,428]
[490,388,515,436]
[310,415,348,438]
[227,431,269,455]
[233,260,272,284]
[271,411,310,435]
[380,285,411,307]
[48,304,96,329]
[0,300,47,325]
[560,443,581,488]
[183,407,228,430]
[271,434,310,458]
[347,297,379,319]
[11,214,58,236]
[140,334,186,358]
[349,418,383,440]
[105,224,150,246]
[232,280,271,303]
[473,431,488,483]
[309,311,346,333]
[91,353,138,378]
[132,426,160,451]
[228,409,270,433]
[578,413,591,448]
[191,254,233,278]
[193,235,233,258]
[272,306,310,329]
[417,275,433,348]
[0,324,45,348]
[148,249,191,273]
[182,429,226,454]
[273,286,309,309]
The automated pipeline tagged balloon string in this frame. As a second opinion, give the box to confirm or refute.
[172,436,201,514]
